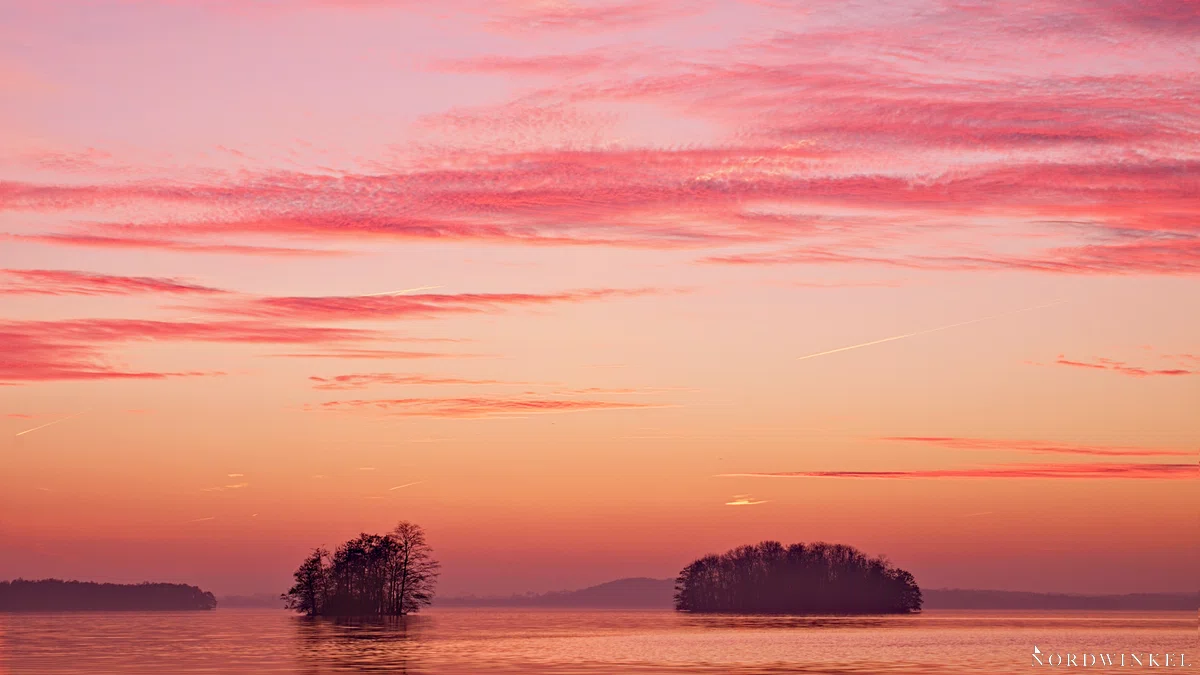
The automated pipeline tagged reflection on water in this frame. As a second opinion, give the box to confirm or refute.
[1,609,1195,674]
[294,615,430,674]
[679,615,892,630]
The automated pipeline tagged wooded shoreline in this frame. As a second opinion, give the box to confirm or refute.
[0,579,217,611]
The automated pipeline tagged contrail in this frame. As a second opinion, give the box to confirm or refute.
[362,285,443,297]
[796,300,1066,361]
[389,481,424,490]
[15,411,86,437]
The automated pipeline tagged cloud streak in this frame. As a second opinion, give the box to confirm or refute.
[273,348,479,360]
[309,373,528,390]
[0,269,226,296]
[881,436,1196,457]
[9,233,348,257]
[312,396,669,418]
[0,318,378,382]
[1054,355,1195,378]
[719,463,1196,480]
[189,287,662,322]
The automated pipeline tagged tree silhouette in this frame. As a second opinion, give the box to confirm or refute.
[283,521,440,617]
[674,541,922,614]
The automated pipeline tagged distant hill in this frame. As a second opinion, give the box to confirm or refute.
[0,579,217,611]
[439,578,1198,611]
[218,593,285,609]
[439,577,676,608]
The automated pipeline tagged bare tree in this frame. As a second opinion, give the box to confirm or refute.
[390,521,440,615]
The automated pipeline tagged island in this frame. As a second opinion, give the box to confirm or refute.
[0,579,217,611]
[674,541,923,614]
[283,521,440,617]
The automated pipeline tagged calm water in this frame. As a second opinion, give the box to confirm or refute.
[1,609,1195,674]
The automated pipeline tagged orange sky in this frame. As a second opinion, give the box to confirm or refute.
[1,0,1197,596]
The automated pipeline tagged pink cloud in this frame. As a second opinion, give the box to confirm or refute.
[0,269,226,296]
[189,287,662,322]
[2,0,1195,281]
[6,154,1192,275]
[1099,0,1200,33]
[704,236,1200,275]
[10,233,348,257]
[0,318,380,383]
[309,373,523,390]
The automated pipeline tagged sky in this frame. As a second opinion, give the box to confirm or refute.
[0,0,1196,597]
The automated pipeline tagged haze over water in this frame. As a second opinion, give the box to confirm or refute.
[2,610,1194,674]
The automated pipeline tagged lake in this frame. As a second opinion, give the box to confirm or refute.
[1,609,1194,673]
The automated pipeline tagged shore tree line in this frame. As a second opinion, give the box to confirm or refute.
[0,579,216,611]
[283,521,439,617]
[674,541,922,614]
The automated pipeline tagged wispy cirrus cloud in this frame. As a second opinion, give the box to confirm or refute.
[271,348,479,360]
[9,233,348,257]
[704,233,1200,276]
[309,373,526,390]
[188,287,662,322]
[435,52,632,76]
[213,0,698,32]
[880,436,1196,457]
[3,0,1196,280]
[8,155,1193,274]
[719,463,1196,480]
[0,281,632,381]
[312,396,668,418]
[485,0,700,32]
[0,269,226,296]
[0,318,378,383]
[202,482,249,493]
[725,494,768,506]
[1167,353,1199,366]
[1053,354,1195,377]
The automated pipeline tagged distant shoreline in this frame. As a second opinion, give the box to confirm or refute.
[435,578,1197,611]
[8,577,1194,612]
[1,579,217,612]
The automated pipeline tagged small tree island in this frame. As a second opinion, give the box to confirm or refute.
[674,541,922,614]
[283,521,440,617]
